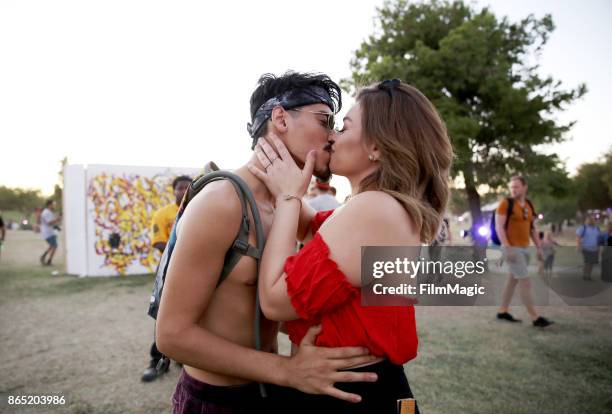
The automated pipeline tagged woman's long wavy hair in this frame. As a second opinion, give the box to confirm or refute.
[357,81,453,243]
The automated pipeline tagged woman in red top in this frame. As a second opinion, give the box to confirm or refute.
[249,79,453,413]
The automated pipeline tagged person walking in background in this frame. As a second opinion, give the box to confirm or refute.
[39,200,61,266]
[306,178,340,211]
[600,222,612,282]
[495,176,553,328]
[576,215,601,281]
[0,213,5,261]
[150,176,192,254]
[141,175,192,383]
[541,231,559,278]
[429,217,452,262]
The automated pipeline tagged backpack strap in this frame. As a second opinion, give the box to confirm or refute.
[526,198,536,231]
[218,178,261,286]
[189,170,267,397]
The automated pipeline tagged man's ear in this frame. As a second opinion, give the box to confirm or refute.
[270,106,288,134]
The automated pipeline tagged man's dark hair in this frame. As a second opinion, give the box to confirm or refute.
[249,71,342,140]
[172,175,192,190]
[45,199,54,207]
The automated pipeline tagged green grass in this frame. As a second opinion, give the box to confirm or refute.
[1,230,611,413]
[408,307,612,413]
[1,209,29,223]
[0,262,155,301]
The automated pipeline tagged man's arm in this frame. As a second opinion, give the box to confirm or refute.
[259,191,418,320]
[530,225,542,249]
[576,226,583,249]
[41,210,61,226]
[150,209,169,254]
[156,182,374,402]
[530,224,543,259]
[495,212,510,247]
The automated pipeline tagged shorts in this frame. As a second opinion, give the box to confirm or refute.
[45,235,58,248]
[504,247,530,278]
[582,250,599,265]
[172,370,266,414]
[544,254,554,270]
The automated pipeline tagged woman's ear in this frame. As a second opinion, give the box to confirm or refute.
[270,107,288,134]
[366,141,381,162]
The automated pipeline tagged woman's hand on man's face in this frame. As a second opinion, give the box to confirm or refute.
[248,133,315,201]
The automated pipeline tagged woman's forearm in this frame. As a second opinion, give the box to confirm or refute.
[297,202,316,241]
[261,197,301,291]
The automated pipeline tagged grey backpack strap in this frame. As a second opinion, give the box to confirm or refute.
[218,180,261,286]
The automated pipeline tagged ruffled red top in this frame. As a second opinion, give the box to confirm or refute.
[283,211,418,365]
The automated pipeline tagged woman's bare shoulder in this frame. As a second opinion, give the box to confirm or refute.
[322,191,417,244]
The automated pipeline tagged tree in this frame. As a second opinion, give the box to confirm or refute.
[51,156,68,215]
[574,148,612,211]
[528,166,577,226]
[0,186,45,214]
[343,0,586,239]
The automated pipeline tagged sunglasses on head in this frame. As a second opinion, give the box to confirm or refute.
[289,108,335,131]
[378,78,401,97]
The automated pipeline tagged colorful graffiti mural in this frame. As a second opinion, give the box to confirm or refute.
[64,164,200,277]
[87,173,175,275]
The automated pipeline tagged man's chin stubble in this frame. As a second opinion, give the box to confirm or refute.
[314,166,332,181]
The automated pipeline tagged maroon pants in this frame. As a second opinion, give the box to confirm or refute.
[172,370,267,414]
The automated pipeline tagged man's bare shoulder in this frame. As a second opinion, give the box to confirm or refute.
[178,180,243,243]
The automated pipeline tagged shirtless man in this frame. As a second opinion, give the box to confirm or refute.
[156,72,377,413]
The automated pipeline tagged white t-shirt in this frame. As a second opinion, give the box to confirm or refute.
[40,208,56,239]
[307,194,340,212]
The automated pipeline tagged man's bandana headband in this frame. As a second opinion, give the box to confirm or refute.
[247,86,335,149]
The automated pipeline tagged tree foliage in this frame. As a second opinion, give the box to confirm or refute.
[573,148,612,211]
[0,186,45,214]
[344,0,586,231]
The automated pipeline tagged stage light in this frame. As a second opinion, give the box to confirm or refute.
[477,226,490,237]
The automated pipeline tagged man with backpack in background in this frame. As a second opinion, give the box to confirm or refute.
[576,215,601,280]
[141,175,192,382]
[495,176,554,328]
[155,72,376,413]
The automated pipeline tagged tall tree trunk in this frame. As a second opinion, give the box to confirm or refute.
[463,167,487,263]
[462,167,483,235]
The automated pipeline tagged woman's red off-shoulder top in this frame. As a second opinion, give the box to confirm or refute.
[283,210,418,365]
